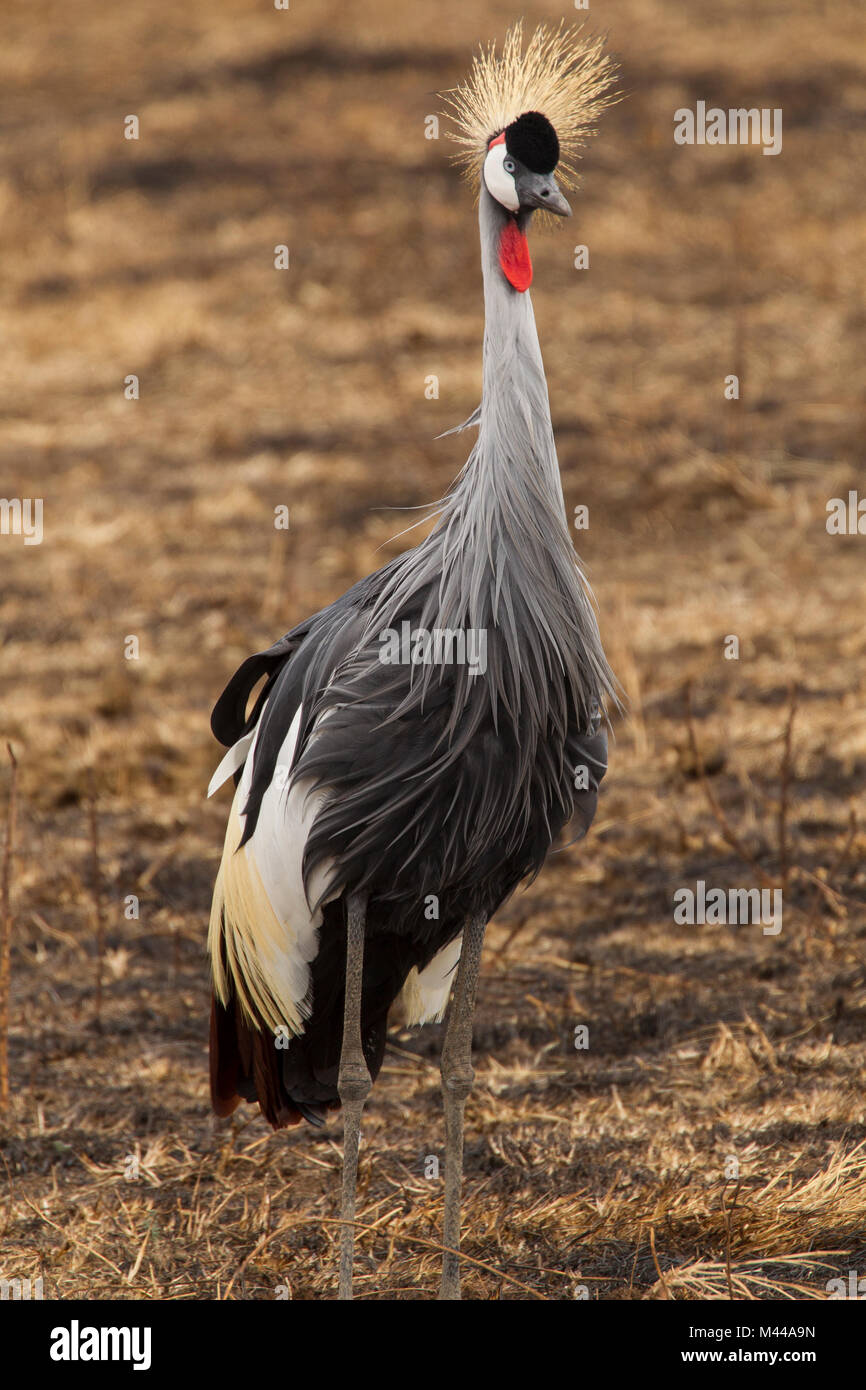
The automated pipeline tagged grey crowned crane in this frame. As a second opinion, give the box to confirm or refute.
[206,23,617,1300]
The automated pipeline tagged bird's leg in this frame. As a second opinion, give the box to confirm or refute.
[439,913,486,1301]
[337,890,370,1301]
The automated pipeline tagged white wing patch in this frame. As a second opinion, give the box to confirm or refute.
[207,729,256,798]
[208,701,462,1038]
[208,704,338,1037]
[400,934,463,1026]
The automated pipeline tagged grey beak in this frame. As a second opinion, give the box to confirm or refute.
[516,170,572,218]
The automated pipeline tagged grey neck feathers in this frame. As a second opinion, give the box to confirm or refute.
[361,181,615,734]
[473,184,570,527]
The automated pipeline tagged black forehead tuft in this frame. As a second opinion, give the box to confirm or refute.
[504,111,560,174]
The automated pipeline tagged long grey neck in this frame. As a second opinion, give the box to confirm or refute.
[363,181,615,730]
[433,184,583,621]
[473,185,571,530]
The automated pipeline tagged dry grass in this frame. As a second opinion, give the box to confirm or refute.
[0,0,864,1299]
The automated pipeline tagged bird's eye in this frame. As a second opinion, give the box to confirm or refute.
[504,158,515,173]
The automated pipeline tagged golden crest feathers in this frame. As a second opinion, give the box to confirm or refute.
[441,21,617,190]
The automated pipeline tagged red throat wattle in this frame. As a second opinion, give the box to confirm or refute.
[498,219,532,293]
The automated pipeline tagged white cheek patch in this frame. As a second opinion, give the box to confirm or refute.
[483,142,520,212]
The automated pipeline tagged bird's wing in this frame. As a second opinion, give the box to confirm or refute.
[208,558,405,1039]
[209,703,329,1037]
